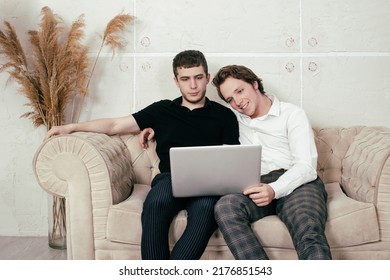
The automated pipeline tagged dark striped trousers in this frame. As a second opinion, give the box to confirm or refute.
[214,169,332,260]
[141,172,219,259]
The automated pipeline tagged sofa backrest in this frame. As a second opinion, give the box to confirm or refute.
[120,134,160,186]
[313,126,362,185]
[122,126,384,193]
[120,127,360,187]
[314,126,390,205]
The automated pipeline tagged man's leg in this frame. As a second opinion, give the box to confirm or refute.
[215,193,275,259]
[170,196,220,260]
[277,177,332,260]
[214,170,284,259]
[141,173,184,259]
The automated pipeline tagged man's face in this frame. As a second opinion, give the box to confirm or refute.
[174,66,210,107]
[220,77,261,118]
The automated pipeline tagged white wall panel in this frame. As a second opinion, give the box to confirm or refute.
[136,0,300,53]
[134,56,178,110]
[302,0,390,52]
[78,56,135,121]
[303,56,390,127]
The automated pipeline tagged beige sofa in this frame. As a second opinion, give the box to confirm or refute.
[33,126,390,260]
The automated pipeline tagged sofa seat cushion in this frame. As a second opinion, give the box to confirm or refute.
[106,183,379,249]
[253,183,379,249]
[106,184,227,246]
[106,184,148,244]
[324,182,379,247]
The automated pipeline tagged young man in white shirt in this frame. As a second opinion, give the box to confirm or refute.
[211,64,331,260]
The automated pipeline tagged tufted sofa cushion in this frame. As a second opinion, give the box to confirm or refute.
[313,127,362,185]
[120,134,160,185]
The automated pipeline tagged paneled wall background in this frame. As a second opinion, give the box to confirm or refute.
[1,0,389,236]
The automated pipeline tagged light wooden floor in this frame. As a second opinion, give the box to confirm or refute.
[0,236,67,260]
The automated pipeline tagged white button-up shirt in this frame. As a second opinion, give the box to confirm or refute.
[234,95,318,199]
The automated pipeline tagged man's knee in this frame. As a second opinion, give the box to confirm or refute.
[214,194,246,218]
[143,191,173,214]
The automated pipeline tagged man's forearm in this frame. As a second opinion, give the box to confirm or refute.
[45,116,140,140]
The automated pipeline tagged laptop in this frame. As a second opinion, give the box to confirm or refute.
[170,144,262,197]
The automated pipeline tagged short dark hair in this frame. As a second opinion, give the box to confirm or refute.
[172,50,208,77]
[212,65,265,102]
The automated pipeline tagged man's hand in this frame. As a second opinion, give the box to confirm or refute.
[243,183,275,207]
[45,124,73,141]
[139,128,155,149]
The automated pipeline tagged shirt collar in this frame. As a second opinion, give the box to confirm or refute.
[236,94,280,121]
[267,95,280,117]
[171,97,212,109]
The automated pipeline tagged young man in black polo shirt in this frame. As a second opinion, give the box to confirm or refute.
[45,50,239,259]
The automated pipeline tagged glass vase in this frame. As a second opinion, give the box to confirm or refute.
[48,195,67,249]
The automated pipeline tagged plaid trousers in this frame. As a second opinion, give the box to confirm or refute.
[214,169,332,260]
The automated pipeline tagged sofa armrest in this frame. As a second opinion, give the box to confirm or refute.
[32,132,134,259]
[342,127,390,202]
[342,126,390,240]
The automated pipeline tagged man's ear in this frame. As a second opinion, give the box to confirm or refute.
[174,76,179,88]
[252,80,259,90]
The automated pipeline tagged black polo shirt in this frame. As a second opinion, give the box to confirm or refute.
[133,97,239,172]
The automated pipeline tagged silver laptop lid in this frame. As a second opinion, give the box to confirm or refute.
[170,144,261,197]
